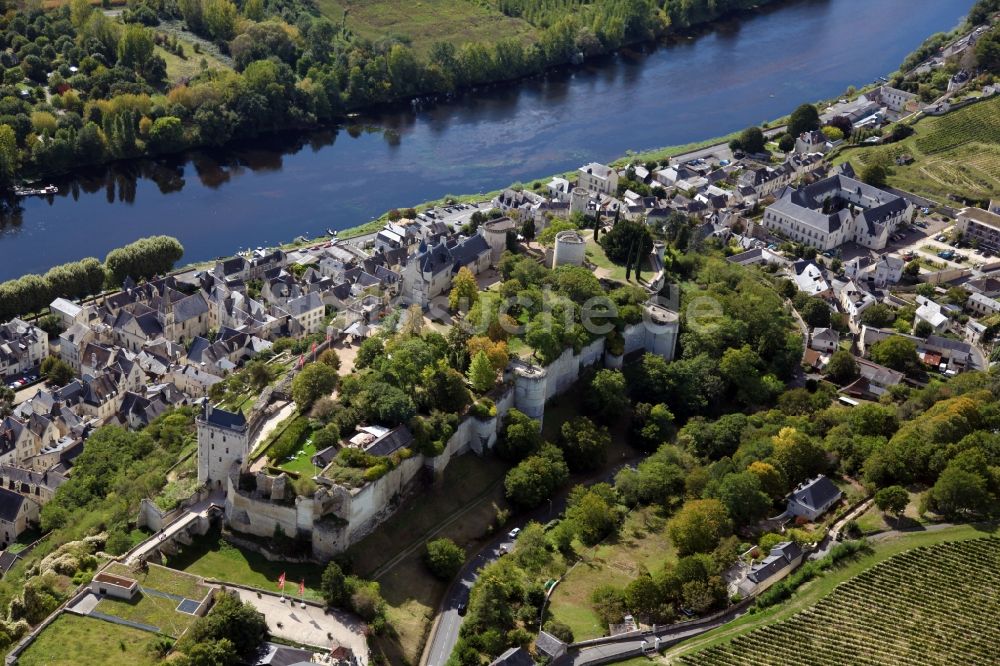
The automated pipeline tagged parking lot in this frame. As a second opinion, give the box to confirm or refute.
[889,212,995,272]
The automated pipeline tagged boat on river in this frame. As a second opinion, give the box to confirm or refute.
[13,184,57,197]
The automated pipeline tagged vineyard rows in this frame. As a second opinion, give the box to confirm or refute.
[678,537,1000,666]
[914,97,1000,155]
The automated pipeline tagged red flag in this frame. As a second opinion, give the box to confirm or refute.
[311,342,317,353]
[299,579,305,596]
[297,354,304,368]
[278,572,286,590]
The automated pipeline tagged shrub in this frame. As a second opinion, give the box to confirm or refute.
[423,538,465,580]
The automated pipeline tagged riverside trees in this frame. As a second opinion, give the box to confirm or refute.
[0,235,183,320]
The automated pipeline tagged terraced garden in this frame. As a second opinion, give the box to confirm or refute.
[677,537,1000,666]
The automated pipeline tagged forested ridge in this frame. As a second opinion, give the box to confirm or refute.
[0,0,788,186]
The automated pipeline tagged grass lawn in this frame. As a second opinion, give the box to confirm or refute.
[581,230,651,284]
[833,96,1000,202]
[548,506,674,640]
[664,523,999,660]
[105,562,210,601]
[276,438,320,477]
[94,592,196,638]
[165,529,324,602]
[315,0,536,56]
[19,614,162,666]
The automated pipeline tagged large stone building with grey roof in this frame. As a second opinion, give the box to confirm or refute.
[762,175,912,251]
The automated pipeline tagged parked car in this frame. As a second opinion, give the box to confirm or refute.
[507,527,521,540]
[457,602,467,616]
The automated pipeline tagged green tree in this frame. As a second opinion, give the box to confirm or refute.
[467,350,496,393]
[497,409,542,462]
[719,344,764,406]
[737,126,766,154]
[861,163,888,188]
[202,0,238,40]
[929,465,992,518]
[771,427,826,485]
[788,103,820,137]
[559,417,610,472]
[424,538,465,580]
[117,24,155,72]
[590,584,626,626]
[291,362,338,409]
[778,133,795,152]
[869,336,918,372]
[566,483,619,546]
[974,24,1000,73]
[181,593,268,664]
[798,297,831,328]
[504,444,568,509]
[0,124,19,187]
[148,116,185,153]
[716,472,771,528]
[310,348,339,371]
[600,219,652,264]
[586,369,628,424]
[826,350,859,384]
[874,485,909,517]
[40,357,74,386]
[320,561,348,608]
[449,266,479,312]
[666,499,732,556]
[860,303,895,328]
[421,359,471,413]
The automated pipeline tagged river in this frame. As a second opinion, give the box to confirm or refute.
[0,0,971,280]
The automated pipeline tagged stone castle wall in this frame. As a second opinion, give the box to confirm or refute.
[228,312,678,560]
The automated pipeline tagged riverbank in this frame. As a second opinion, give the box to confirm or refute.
[0,0,971,280]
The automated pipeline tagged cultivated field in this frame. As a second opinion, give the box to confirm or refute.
[676,536,1000,666]
[840,96,1000,202]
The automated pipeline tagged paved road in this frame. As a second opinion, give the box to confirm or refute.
[422,461,636,666]
[664,125,787,166]
[562,602,751,665]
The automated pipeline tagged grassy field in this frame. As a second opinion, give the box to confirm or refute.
[665,524,999,662]
[165,529,324,602]
[19,614,162,666]
[835,96,1000,202]
[676,532,1000,665]
[316,0,535,56]
[155,40,229,84]
[548,505,675,640]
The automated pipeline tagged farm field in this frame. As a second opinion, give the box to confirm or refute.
[837,96,1000,202]
[316,0,536,56]
[675,535,1000,666]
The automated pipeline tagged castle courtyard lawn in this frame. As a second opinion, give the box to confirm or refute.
[166,530,323,602]
[18,614,162,666]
